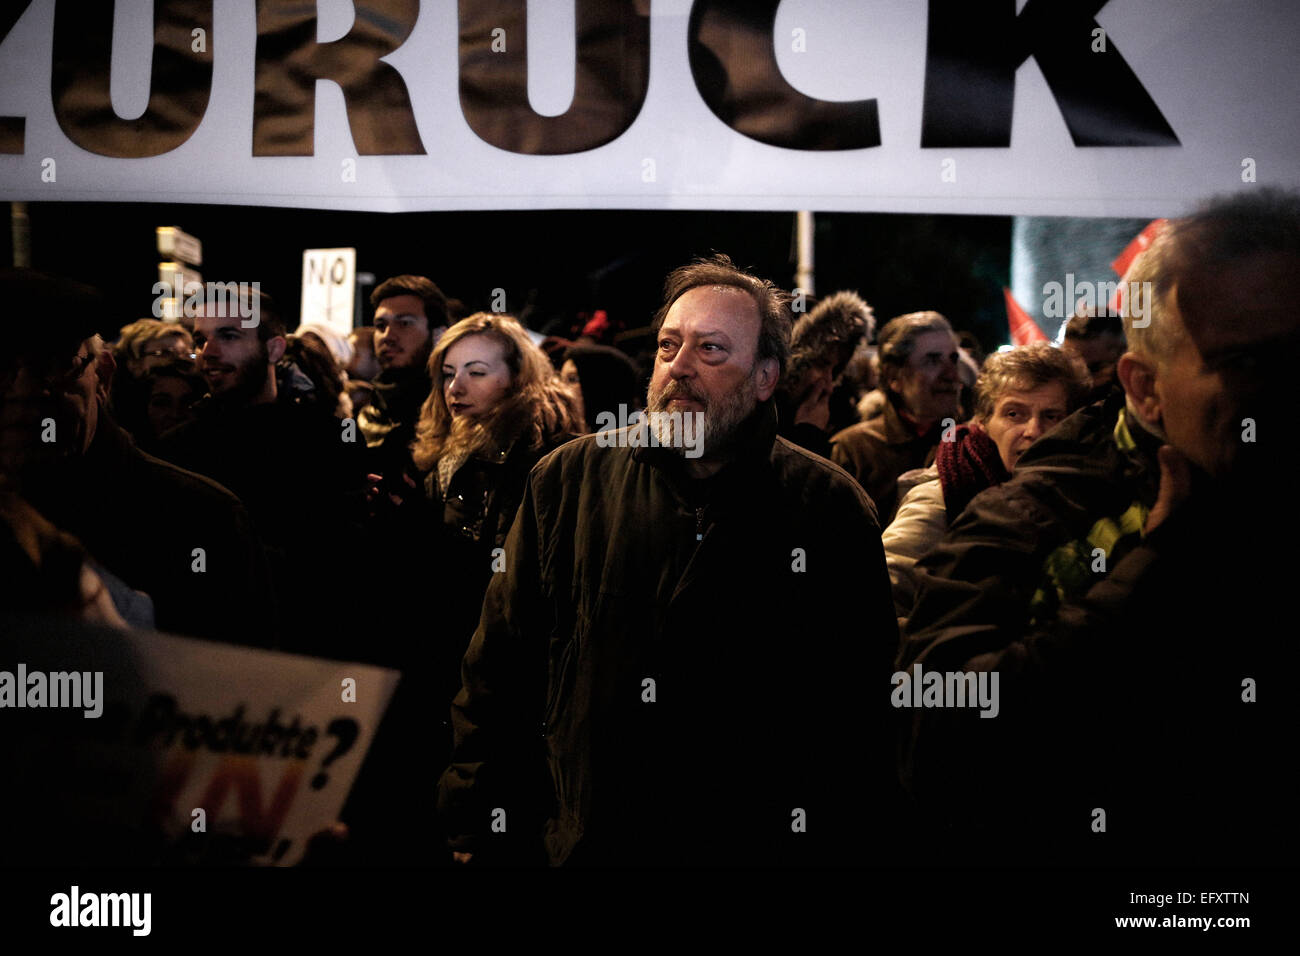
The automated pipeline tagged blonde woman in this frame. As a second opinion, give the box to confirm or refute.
[413,313,584,549]
[408,313,584,703]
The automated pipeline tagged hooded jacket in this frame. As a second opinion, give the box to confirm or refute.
[436,400,901,866]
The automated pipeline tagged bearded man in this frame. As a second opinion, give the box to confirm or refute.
[156,289,366,656]
[358,274,450,479]
[436,255,900,867]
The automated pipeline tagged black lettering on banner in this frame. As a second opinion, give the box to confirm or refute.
[458,0,650,155]
[0,1,33,153]
[253,0,424,156]
[920,0,1179,147]
[688,0,881,151]
[50,0,214,158]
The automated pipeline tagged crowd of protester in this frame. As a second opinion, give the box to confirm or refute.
[1,188,1295,867]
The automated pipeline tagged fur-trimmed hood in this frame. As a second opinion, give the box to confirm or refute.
[781,290,873,394]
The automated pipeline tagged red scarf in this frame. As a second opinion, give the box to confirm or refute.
[935,423,1011,523]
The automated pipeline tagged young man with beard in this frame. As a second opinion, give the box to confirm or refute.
[156,289,366,656]
[437,254,900,867]
[358,275,450,480]
[0,269,273,644]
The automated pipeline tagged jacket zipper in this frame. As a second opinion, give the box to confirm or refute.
[695,506,705,543]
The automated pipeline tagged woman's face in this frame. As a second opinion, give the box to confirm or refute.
[442,335,512,419]
[146,376,199,438]
[560,358,584,401]
[981,380,1069,473]
[560,358,581,388]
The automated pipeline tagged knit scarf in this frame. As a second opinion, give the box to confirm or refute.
[935,423,1011,523]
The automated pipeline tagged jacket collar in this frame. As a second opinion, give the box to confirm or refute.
[368,365,432,418]
[882,396,940,446]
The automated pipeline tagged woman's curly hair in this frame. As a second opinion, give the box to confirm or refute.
[411,313,585,479]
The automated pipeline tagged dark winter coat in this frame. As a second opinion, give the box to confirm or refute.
[422,431,579,704]
[20,415,275,645]
[896,391,1295,865]
[358,365,431,479]
[436,400,901,866]
[830,397,943,522]
[340,428,576,866]
[900,391,1160,669]
[157,396,367,656]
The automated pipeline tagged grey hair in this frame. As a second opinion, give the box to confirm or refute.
[875,311,955,391]
[1124,189,1300,364]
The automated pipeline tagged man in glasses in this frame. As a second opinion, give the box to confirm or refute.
[0,268,274,645]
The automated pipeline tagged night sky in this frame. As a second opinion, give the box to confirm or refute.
[9,202,1012,352]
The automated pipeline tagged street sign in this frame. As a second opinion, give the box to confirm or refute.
[156,261,203,321]
[156,226,203,267]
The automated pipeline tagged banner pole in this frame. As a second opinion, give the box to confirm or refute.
[794,210,815,296]
[10,201,30,267]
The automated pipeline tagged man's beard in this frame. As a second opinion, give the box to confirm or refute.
[379,337,433,375]
[646,368,759,458]
[204,344,269,407]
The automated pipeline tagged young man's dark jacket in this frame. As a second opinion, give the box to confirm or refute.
[157,395,366,656]
[437,400,901,866]
[19,414,275,645]
[896,391,1295,865]
[358,365,430,480]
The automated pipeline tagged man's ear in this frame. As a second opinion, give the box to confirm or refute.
[1117,351,1161,426]
[754,356,780,401]
[93,347,116,402]
[266,335,287,364]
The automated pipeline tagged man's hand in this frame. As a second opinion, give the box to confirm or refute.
[1145,445,1193,535]
[365,471,418,515]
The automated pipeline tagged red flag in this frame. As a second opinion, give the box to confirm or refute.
[1107,218,1168,315]
[1111,218,1168,277]
[1003,288,1048,346]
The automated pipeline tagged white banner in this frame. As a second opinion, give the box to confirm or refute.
[0,0,1296,216]
[2,623,399,866]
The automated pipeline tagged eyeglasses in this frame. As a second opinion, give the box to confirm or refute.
[142,346,197,360]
